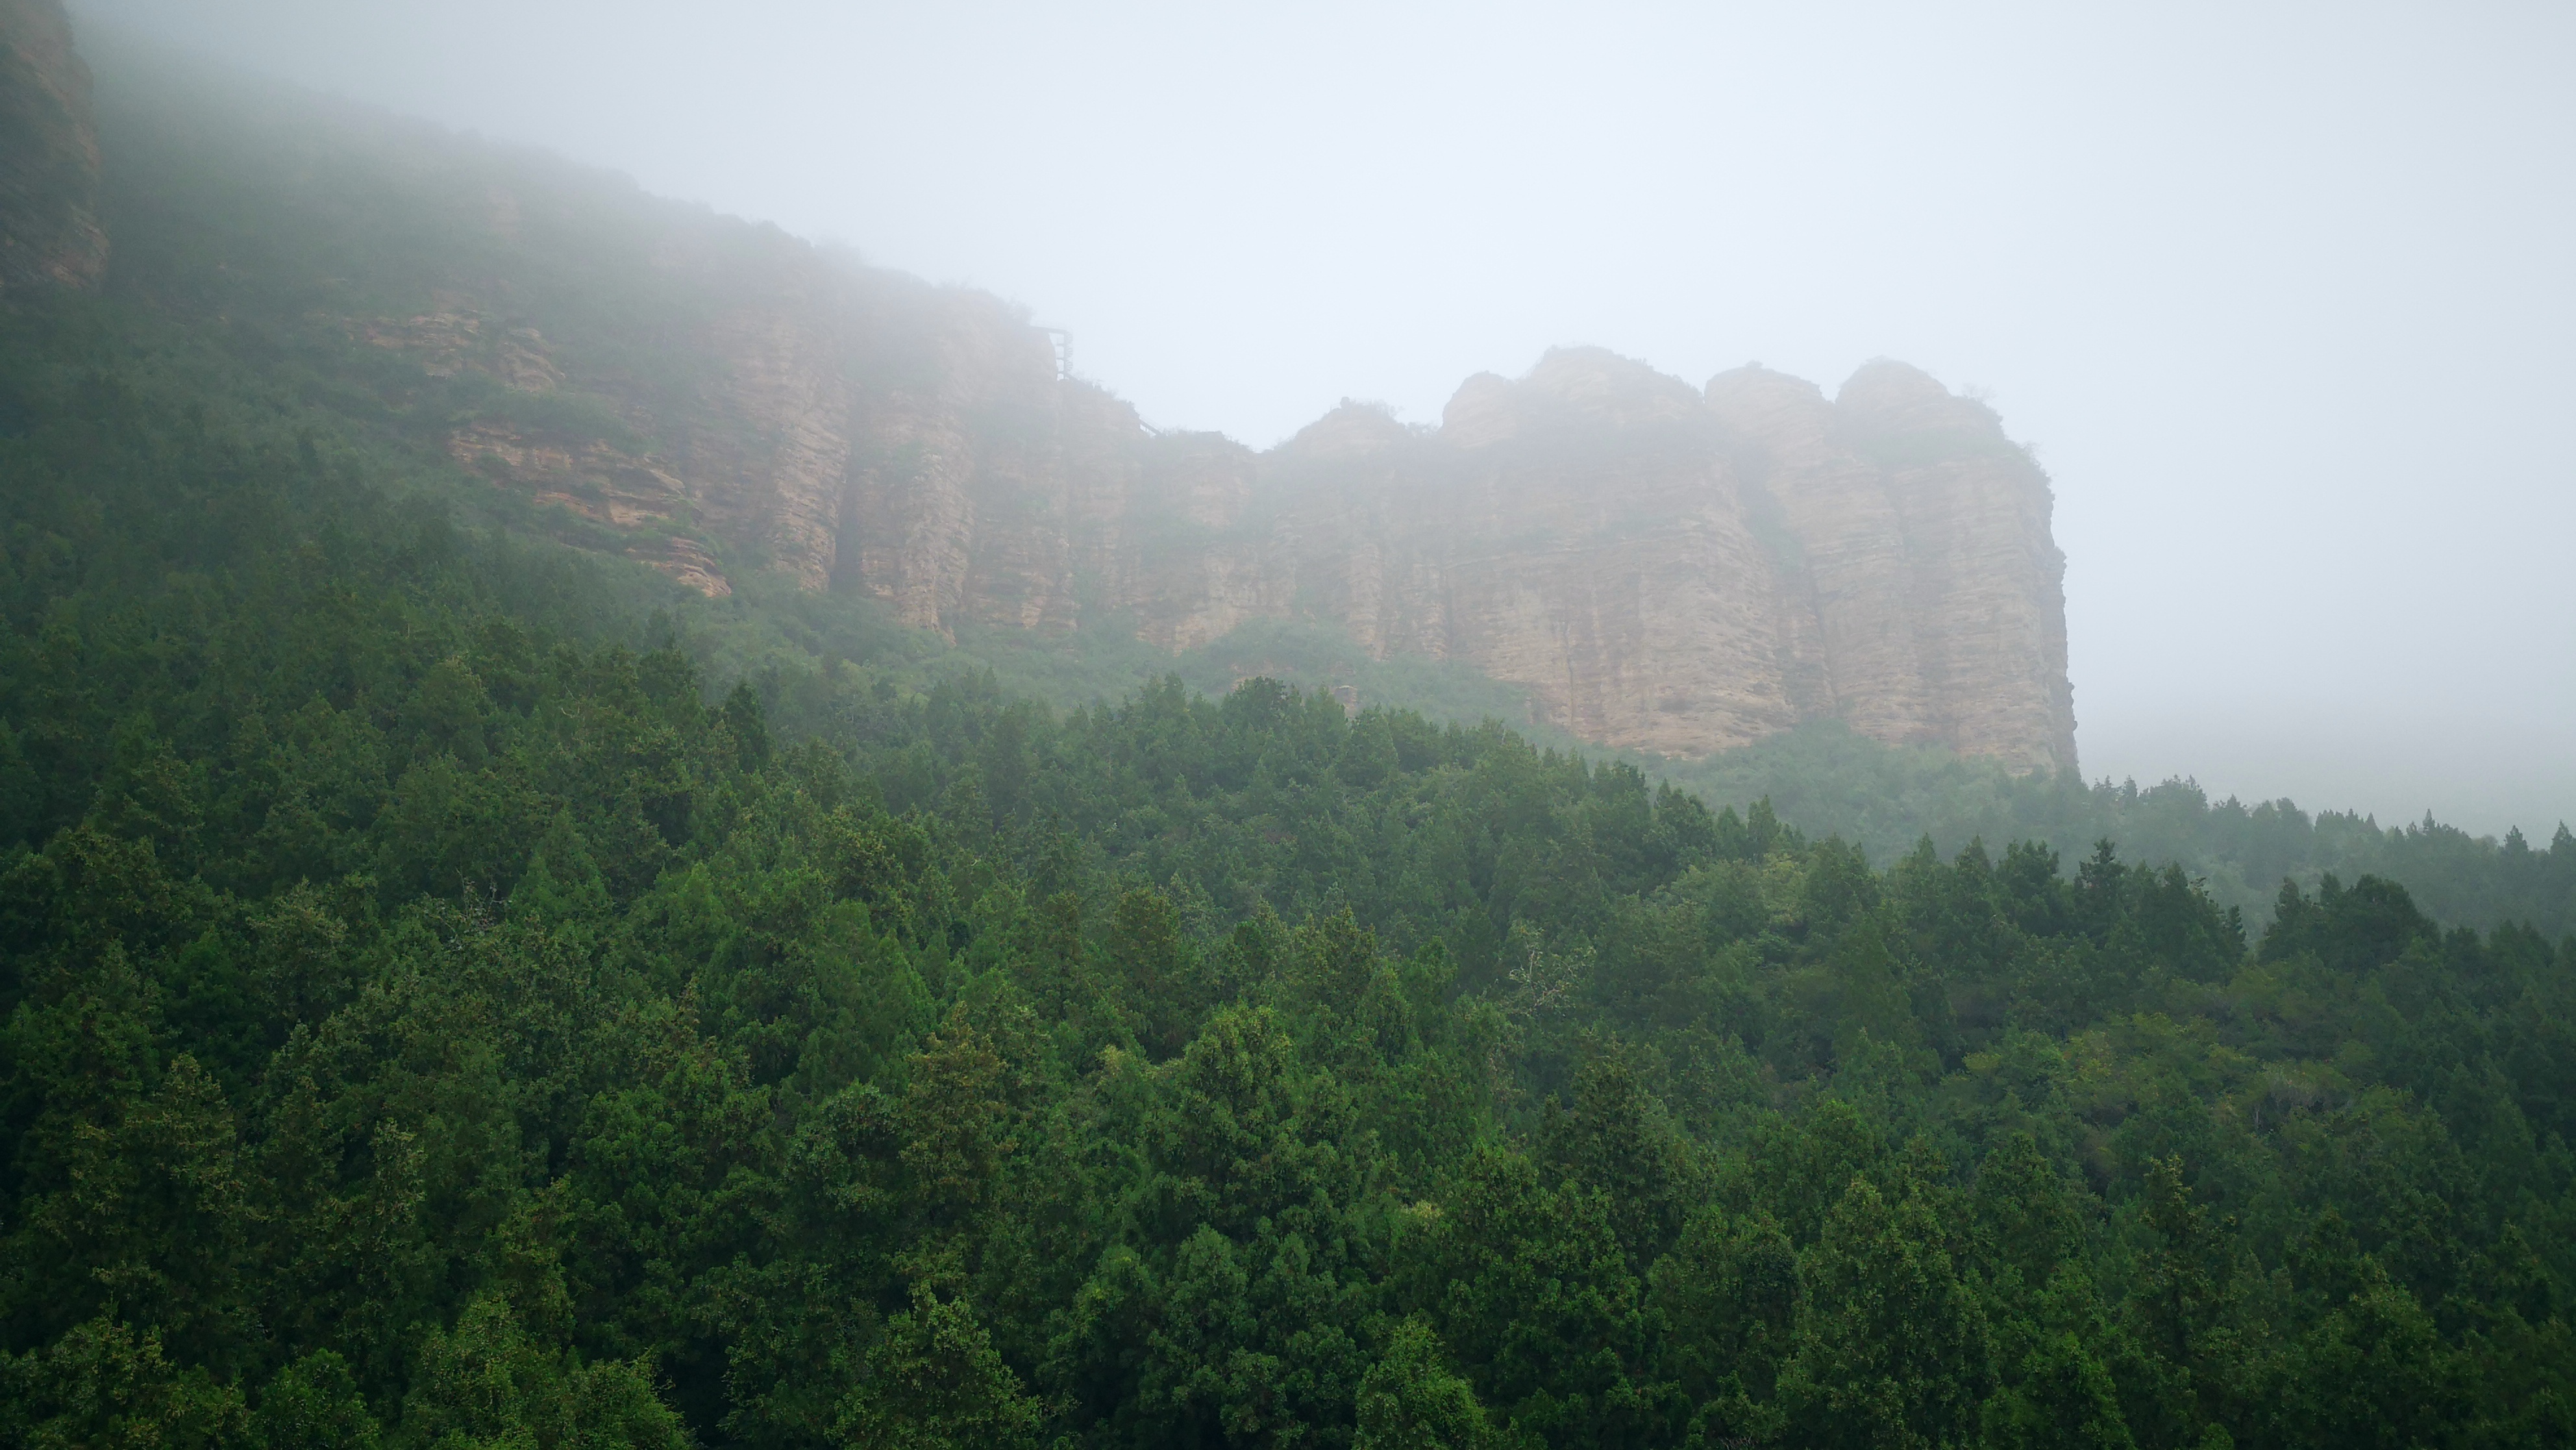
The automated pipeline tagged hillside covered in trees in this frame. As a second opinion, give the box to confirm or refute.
[5,257,2576,1447]
[2,18,2575,1450]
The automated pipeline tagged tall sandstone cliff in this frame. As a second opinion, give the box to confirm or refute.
[53,25,2077,773]
[424,266,2077,771]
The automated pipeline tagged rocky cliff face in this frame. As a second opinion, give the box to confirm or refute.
[619,290,2073,769]
[347,245,2077,771]
[73,29,2077,773]
[0,0,107,292]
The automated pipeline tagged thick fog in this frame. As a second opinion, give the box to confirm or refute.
[77,0,2576,836]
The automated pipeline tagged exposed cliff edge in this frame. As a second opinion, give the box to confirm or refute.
[56,28,2077,773]
[0,0,106,292]
[376,280,2075,771]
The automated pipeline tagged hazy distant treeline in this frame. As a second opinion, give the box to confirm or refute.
[1663,725,2576,939]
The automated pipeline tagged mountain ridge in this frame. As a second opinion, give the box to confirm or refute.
[19,6,2075,773]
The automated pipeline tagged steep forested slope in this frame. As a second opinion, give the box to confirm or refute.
[3,275,2576,1448]
[37,33,2559,940]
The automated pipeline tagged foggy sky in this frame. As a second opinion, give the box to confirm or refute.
[75,0,2576,836]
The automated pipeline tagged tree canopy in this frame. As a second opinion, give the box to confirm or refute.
[4,286,2575,1447]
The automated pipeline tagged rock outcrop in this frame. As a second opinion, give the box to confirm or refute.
[348,251,2076,771]
[0,0,107,292]
[706,300,2075,769]
[1705,361,2075,769]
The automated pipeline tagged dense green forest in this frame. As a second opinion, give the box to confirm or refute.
[7,272,2576,1448]
[4,36,2576,1450]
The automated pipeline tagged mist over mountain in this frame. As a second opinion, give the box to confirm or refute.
[5,7,2576,1448]
[8,10,2566,922]
[65,0,2576,838]
[326,198,2087,775]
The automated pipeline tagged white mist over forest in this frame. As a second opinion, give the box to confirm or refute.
[78,0,2576,836]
